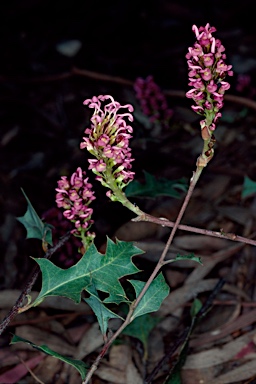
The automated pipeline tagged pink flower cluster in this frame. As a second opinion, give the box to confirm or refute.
[80,95,135,192]
[186,23,233,136]
[134,76,173,127]
[55,167,95,235]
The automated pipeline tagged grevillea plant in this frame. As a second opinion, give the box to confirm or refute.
[2,23,255,383]
[134,75,173,127]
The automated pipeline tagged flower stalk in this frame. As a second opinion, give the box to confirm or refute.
[186,23,233,167]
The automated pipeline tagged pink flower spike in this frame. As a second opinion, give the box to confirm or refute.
[186,23,232,133]
[81,94,136,191]
[55,168,95,237]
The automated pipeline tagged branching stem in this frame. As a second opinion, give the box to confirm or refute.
[83,164,204,383]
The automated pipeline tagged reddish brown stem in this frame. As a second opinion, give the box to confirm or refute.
[83,168,203,383]
[133,214,256,247]
[2,68,256,111]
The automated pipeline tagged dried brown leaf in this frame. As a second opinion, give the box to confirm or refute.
[159,279,250,316]
[191,309,256,348]
[0,354,44,384]
[96,344,143,384]
[75,322,103,359]
[217,205,254,225]
[213,359,256,383]
[32,355,62,383]
[186,243,243,284]
[183,329,256,369]
[173,235,231,251]
[13,325,76,355]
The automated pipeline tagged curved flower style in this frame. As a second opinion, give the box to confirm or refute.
[55,167,95,247]
[186,23,233,140]
[80,95,135,199]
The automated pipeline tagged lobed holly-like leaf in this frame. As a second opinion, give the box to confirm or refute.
[10,335,87,380]
[125,171,188,199]
[129,273,170,321]
[17,188,53,246]
[85,284,123,336]
[32,237,143,307]
[242,176,256,199]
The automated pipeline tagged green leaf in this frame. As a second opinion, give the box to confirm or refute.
[173,253,202,265]
[165,371,182,384]
[32,237,143,307]
[10,335,87,380]
[125,171,188,199]
[129,273,170,321]
[17,188,53,246]
[190,298,203,318]
[85,285,123,336]
[242,176,256,199]
[122,313,160,354]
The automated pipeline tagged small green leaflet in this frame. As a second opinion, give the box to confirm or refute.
[172,253,202,265]
[10,335,87,380]
[190,298,203,318]
[85,284,123,336]
[122,313,160,357]
[242,176,256,199]
[125,171,188,199]
[17,188,53,246]
[129,273,170,321]
[32,237,143,307]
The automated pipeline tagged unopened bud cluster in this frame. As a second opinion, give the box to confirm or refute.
[55,167,95,241]
[186,23,233,139]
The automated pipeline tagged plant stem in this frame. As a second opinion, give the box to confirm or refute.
[82,303,136,384]
[105,167,144,216]
[83,165,204,383]
[133,214,256,247]
[130,166,203,308]
[0,232,71,336]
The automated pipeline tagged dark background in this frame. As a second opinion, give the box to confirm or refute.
[1,1,256,383]
[1,0,256,287]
